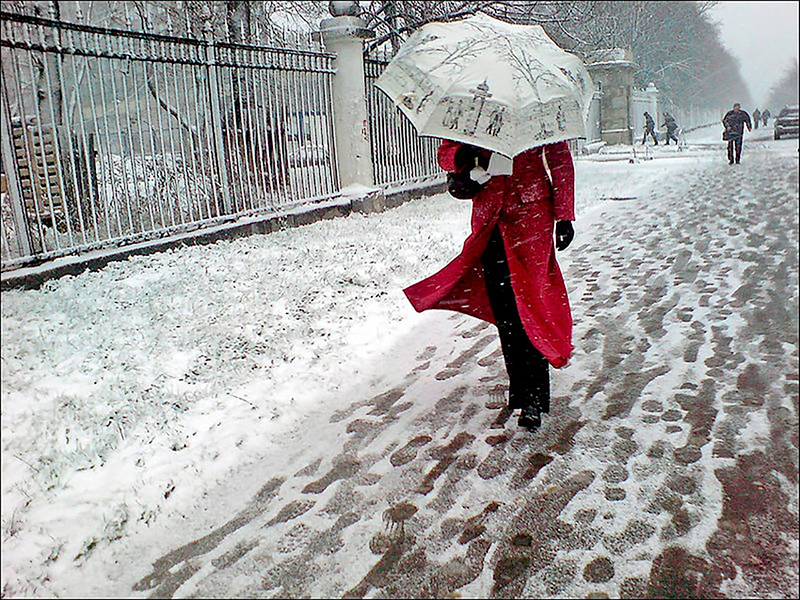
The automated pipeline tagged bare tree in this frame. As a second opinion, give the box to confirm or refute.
[358,1,596,55]
[767,59,799,110]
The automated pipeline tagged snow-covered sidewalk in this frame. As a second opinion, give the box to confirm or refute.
[2,126,798,598]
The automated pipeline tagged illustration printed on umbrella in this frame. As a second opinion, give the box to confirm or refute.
[375,13,595,157]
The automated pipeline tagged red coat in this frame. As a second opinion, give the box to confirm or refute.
[404,140,575,368]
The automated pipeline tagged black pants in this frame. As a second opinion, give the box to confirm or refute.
[664,129,679,145]
[642,127,658,144]
[727,136,743,163]
[480,226,550,413]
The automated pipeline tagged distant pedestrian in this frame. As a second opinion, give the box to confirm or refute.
[642,111,658,145]
[752,108,761,129]
[661,112,679,145]
[762,109,771,127]
[722,103,752,165]
[405,140,576,432]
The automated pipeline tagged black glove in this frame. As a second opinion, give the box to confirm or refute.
[555,220,574,251]
[454,144,489,170]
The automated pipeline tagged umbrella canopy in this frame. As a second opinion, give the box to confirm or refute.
[374,13,595,157]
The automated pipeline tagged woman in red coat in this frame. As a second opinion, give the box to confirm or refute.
[404,139,576,430]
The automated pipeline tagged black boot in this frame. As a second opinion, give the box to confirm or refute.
[518,406,542,430]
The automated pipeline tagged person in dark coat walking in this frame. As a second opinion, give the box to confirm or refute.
[642,111,658,145]
[661,112,679,145]
[752,108,761,129]
[722,103,752,165]
[761,109,771,127]
[405,140,576,431]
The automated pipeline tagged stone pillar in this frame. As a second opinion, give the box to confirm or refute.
[319,2,382,211]
[201,6,232,214]
[586,49,636,146]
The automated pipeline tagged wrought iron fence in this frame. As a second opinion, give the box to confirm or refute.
[565,91,602,154]
[364,51,441,189]
[585,91,603,143]
[630,87,657,143]
[660,95,721,133]
[1,10,339,270]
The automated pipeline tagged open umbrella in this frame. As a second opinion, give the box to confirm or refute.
[374,12,594,157]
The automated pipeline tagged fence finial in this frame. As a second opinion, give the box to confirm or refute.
[124,3,132,30]
[329,2,361,17]
[200,5,213,40]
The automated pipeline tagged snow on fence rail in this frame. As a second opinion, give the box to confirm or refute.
[0,10,341,271]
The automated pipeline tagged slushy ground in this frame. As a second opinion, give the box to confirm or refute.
[2,126,798,598]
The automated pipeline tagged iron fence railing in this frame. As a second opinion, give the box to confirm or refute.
[659,94,721,133]
[1,11,339,270]
[585,91,602,143]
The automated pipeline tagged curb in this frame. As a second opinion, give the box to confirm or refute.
[1,179,446,291]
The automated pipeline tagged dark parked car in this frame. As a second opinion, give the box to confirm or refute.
[774,105,799,140]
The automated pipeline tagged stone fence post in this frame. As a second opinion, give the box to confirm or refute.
[319,2,384,212]
[200,6,232,215]
[586,48,636,146]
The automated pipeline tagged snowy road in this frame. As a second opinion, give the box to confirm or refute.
[2,129,798,598]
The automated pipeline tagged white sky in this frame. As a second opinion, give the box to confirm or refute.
[709,1,800,108]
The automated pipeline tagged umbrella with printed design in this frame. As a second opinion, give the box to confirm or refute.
[374,12,594,157]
